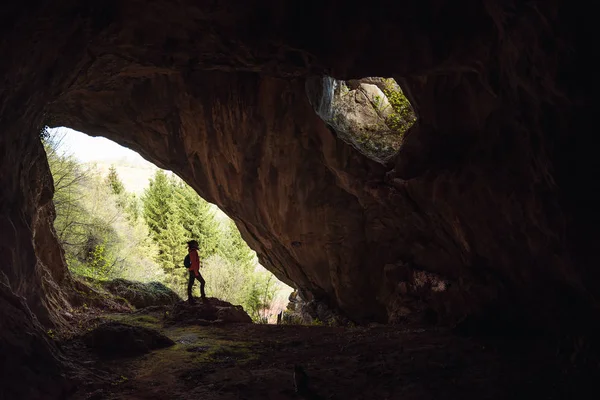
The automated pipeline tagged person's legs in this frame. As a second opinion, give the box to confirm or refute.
[187,270,195,303]
[197,273,206,299]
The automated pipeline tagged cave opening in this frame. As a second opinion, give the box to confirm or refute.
[42,126,293,324]
[310,76,416,163]
[0,1,596,398]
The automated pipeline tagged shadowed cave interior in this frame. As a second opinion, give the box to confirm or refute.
[0,1,597,399]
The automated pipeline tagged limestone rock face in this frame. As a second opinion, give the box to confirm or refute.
[340,82,391,125]
[357,83,394,118]
[0,1,595,397]
[308,77,411,161]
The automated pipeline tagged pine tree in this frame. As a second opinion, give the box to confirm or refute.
[157,211,188,277]
[142,170,174,239]
[141,171,222,288]
[173,182,221,259]
[220,218,256,271]
[125,193,141,223]
[137,168,281,310]
[106,165,125,195]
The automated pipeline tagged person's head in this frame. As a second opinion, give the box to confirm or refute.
[187,240,199,250]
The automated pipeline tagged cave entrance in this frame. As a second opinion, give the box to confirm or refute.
[311,76,416,162]
[43,127,293,323]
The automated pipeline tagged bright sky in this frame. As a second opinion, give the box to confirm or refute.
[48,126,151,166]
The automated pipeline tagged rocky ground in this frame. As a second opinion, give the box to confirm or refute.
[54,297,595,400]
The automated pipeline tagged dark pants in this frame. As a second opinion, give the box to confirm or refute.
[187,270,206,300]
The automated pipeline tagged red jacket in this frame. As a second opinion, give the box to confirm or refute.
[188,249,200,273]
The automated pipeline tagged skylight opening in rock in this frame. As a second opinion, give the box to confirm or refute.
[42,127,293,323]
[310,77,416,162]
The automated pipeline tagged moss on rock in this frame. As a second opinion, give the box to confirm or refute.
[97,278,181,309]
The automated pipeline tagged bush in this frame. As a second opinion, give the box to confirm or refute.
[381,78,416,135]
[201,255,278,322]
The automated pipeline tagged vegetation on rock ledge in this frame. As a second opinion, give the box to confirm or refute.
[333,77,416,162]
[381,78,417,135]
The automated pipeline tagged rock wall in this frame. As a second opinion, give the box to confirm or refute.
[0,278,71,399]
[0,0,595,396]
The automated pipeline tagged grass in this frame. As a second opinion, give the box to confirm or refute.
[103,313,164,330]
[119,323,259,387]
[135,315,161,324]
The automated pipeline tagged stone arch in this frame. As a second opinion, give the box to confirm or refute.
[0,1,595,397]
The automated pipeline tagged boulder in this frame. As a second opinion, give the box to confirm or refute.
[216,305,254,324]
[98,279,181,309]
[166,298,252,325]
[70,278,133,312]
[82,322,174,356]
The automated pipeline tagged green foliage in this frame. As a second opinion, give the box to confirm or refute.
[244,271,277,323]
[106,165,125,195]
[372,94,383,109]
[124,193,142,223]
[46,130,290,321]
[142,170,174,239]
[141,170,223,295]
[44,131,162,282]
[172,182,220,260]
[202,255,278,322]
[381,78,417,135]
[156,212,188,293]
[87,243,114,278]
[218,219,256,269]
[44,135,89,253]
[201,255,245,303]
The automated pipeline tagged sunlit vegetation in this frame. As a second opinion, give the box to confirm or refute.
[380,78,416,135]
[335,77,416,161]
[44,130,290,322]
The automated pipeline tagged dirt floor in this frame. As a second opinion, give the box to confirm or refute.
[61,307,596,400]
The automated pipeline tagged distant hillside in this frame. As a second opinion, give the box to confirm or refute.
[88,159,230,224]
[87,159,158,195]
